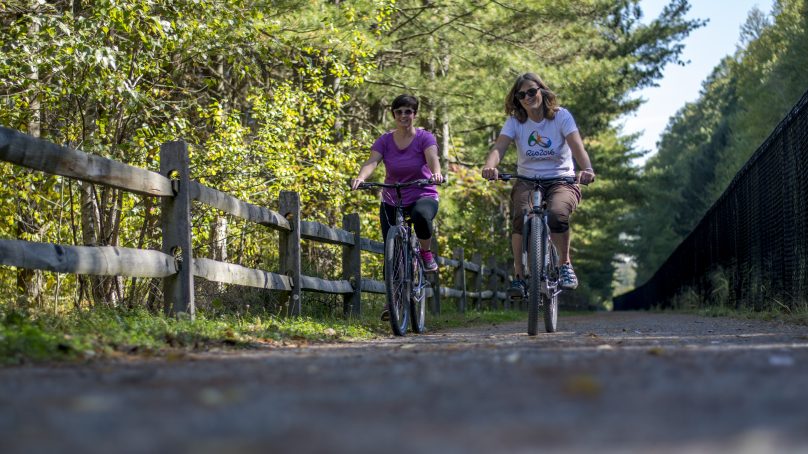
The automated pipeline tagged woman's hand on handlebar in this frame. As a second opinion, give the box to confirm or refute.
[481,167,499,181]
[577,168,595,185]
[430,172,445,184]
[350,178,364,190]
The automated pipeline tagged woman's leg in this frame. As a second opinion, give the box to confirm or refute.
[546,183,582,290]
[510,181,532,280]
[409,197,439,250]
[512,233,523,278]
[545,183,581,265]
[379,202,397,242]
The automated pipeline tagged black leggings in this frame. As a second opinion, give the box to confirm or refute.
[380,198,439,244]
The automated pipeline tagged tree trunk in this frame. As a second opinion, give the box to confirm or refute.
[15,3,44,307]
[210,215,228,292]
[80,182,121,306]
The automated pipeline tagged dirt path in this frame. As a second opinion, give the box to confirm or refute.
[2,312,807,453]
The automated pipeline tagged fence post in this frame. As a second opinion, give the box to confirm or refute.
[487,256,500,310]
[430,236,442,315]
[454,247,466,313]
[342,213,361,317]
[279,191,302,316]
[500,260,511,310]
[160,141,194,318]
[472,252,482,310]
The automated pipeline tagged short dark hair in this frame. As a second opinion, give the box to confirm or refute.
[391,94,419,113]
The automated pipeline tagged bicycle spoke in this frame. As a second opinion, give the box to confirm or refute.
[385,227,410,336]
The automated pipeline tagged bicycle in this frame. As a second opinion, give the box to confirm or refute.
[355,179,439,336]
[496,174,577,335]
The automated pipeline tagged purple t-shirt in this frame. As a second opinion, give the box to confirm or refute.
[371,128,439,206]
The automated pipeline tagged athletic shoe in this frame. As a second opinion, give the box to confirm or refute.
[421,250,438,272]
[507,279,526,299]
[559,263,578,290]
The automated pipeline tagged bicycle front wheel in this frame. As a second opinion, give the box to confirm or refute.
[527,216,542,336]
[543,241,559,333]
[385,227,410,336]
[410,252,427,334]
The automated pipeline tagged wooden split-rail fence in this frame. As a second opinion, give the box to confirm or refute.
[0,127,512,317]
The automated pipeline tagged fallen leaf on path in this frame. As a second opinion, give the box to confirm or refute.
[563,375,601,398]
[165,351,187,362]
[70,395,115,412]
[647,347,665,356]
[198,387,243,407]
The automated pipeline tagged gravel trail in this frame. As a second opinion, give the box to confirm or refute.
[2,312,807,453]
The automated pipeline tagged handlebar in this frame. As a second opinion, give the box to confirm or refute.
[496,174,577,185]
[355,178,443,190]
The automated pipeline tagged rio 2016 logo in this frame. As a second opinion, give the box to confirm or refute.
[528,131,551,148]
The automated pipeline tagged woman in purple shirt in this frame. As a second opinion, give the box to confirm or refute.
[351,94,444,272]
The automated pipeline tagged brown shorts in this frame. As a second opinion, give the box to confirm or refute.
[510,180,581,234]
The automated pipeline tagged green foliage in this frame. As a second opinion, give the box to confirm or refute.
[0,304,532,364]
[632,0,808,285]
[0,0,704,310]
[353,0,702,305]
[0,305,382,364]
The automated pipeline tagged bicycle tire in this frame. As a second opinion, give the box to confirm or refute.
[410,251,427,333]
[543,240,559,333]
[385,227,410,336]
[527,216,542,336]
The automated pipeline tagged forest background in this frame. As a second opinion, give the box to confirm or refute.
[1,0,806,314]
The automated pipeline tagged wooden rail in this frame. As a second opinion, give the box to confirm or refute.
[0,127,511,318]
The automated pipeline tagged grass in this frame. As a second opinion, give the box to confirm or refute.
[660,268,808,326]
[0,305,529,365]
[691,304,808,325]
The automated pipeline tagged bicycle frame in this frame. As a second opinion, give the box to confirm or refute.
[355,178,437,335]
[387,185,424,295]
[497,173,573,334]
[390,187,432,314]
[521,186,557,297]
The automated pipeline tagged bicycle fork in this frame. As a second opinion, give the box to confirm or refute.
[523,188,558,299]
[408,227,427,295]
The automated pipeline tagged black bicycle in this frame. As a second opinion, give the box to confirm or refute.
[355,179,438,336]
[497,174,576,335]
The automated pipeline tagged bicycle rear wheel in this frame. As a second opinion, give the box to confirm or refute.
[410,252,427,333]
[543,241,559,333]
[385,227,410,336]
[527,216,542,336]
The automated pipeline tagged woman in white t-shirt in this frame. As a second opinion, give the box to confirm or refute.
[481,73,595,296]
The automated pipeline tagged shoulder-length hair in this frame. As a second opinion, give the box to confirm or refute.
[504,73,559,123]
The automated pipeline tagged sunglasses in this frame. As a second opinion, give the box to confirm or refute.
[393,108,416,116]
[515,87,540,100]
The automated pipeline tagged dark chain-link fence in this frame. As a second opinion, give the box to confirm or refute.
[615,89,808,310]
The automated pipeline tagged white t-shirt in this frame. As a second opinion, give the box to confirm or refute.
[499,107,578,178]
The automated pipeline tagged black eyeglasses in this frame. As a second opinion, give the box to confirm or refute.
[515,87,540,100]
[393,108,416,116]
